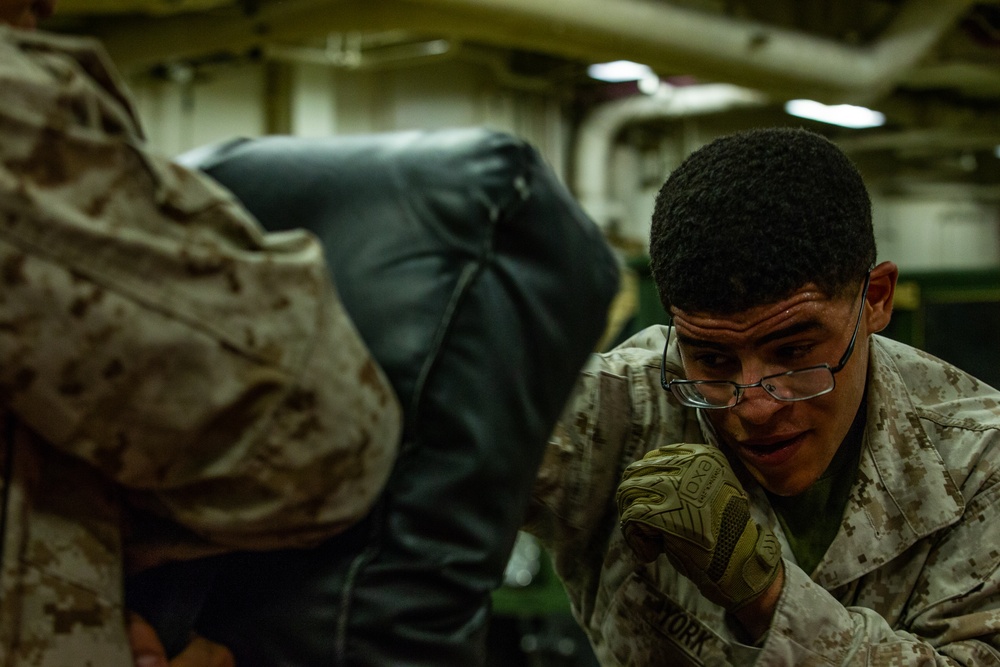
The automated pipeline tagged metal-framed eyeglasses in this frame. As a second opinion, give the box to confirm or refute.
[660,273,871,409]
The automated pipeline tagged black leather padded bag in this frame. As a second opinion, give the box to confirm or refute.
[126,128,619,666]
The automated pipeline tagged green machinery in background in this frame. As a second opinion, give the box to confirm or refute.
[490,260,1000,665]
[883,269,1000,389]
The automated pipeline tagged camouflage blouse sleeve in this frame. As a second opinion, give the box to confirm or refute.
[0,28,401,552]
[526,326,697,552]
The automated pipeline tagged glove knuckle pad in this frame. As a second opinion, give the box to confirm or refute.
[678,454,725,507]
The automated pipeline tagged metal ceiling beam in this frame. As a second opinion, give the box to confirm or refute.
[87,0,977,106]
[56,0,237,15]
[90,0,352,70]
[394,0,976,103]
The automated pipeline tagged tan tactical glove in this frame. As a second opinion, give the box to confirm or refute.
[616,443,782,611]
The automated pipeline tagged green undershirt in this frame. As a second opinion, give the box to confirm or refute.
[766,399,867,576]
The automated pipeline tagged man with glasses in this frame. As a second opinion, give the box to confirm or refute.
[526,127,1000,664]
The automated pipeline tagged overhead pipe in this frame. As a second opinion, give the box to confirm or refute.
[55,0,235,15]
[399,0,976,103]
[93,0,975,103]
[264,35,453,70]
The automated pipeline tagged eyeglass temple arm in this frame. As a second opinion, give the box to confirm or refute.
[660,319,675,389]
[832,272,871,373]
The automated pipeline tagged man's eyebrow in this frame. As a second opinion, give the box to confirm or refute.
[676,320,825,349]
[675,333,727,351]
[756,320,824,346]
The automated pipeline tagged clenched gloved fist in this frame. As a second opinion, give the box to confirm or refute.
[616,443,782,611]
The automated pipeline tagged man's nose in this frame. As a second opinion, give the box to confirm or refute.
[731,382,786,425]
[736,359,774,387]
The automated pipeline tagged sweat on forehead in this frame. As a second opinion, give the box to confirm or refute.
[670,285,839,337]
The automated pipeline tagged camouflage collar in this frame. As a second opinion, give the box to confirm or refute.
[810,335,964,589]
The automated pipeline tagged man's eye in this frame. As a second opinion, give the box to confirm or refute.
[693,353,736,371]
[775,343,817,362]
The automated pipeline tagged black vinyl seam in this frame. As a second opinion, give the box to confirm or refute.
[0,416,14,607]
[334,498,389,666]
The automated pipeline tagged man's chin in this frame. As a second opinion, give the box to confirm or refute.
[736,454,819,497]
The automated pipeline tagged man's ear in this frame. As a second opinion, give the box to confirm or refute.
[866,261,898,334]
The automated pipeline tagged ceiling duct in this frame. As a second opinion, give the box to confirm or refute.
[397,0,976,104]
[92,0,974,104]
[264,34,452,70]
[573,83,768,230]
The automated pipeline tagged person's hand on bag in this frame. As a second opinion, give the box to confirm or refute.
[616,443,783,613]
[128,613,235,667]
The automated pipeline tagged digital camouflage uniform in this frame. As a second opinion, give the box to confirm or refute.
[0,27,401,665]
[528,325,1000,665]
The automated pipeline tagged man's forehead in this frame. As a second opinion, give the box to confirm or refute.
[670,284,837,339]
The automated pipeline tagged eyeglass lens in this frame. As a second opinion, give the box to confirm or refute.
[671,367,836,407]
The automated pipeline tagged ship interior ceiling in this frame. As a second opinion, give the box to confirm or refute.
[48,0,1000,196]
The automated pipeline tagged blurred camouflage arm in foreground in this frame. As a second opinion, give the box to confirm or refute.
[0,26,401,555]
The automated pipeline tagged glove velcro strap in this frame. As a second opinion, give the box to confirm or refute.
[715,517,782,612]
[707,494,750,582]
[698,490,781,611]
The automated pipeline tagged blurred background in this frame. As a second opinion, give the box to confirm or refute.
[44,1,999,664]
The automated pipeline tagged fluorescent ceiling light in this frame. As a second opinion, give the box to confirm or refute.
[637,74,663,95]
[784,99,886,129]
[588,60,655,82]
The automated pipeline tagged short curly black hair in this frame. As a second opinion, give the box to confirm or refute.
[649,127,875,315]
